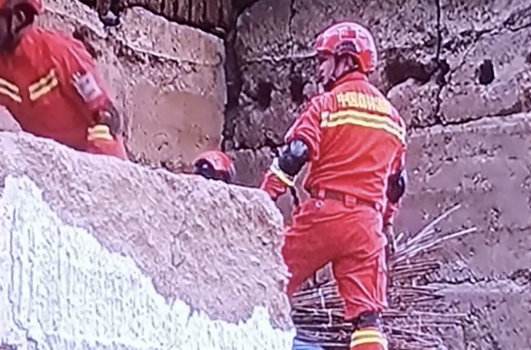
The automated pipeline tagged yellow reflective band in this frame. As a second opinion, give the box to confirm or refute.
[321,110,405,144]
[29,70,58,101]
[352,329,384,339]
[351,329,387,349]
[350,337,388,349]
[0,86,21,102]
[269,158,295,187]
[87,125,113,141]
[0,77,19,93]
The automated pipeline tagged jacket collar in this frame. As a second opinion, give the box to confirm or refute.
[331,71,368,89]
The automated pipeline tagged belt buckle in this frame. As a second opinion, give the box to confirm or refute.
[343,193,357,208]
[316,189,326,199]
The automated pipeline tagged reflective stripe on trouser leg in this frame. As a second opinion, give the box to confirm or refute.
[350,327,387,350]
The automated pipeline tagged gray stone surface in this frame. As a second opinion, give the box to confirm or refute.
[0,131,294,349]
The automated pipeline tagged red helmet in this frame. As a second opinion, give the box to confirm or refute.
[314,21,377,74]
[193,150,235,183]
[0,0,43,14]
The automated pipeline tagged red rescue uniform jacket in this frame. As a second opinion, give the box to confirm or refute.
[0,26,127,159]
[284,72,406,223]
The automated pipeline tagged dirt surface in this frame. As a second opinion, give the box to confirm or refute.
[0,131,291,330]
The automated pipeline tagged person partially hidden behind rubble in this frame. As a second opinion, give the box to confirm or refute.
[192,150,235,183]
[0,0,128,160]
[259,22,407,350]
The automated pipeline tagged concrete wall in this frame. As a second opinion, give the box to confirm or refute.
[0,132,294,350]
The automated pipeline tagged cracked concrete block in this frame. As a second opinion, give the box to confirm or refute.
[80,0,233,32]
[390,114,531,348]
[396,113,531,278]
[38,2,226,173]
[428,1,531,124]
[434,281,531,349]
[387,78,440,126]
[438,27,531,123]
[0,131,294,349]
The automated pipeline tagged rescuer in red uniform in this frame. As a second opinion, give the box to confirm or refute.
[260,22,407,350]
[192,150,235,183]
[0,0,128,160]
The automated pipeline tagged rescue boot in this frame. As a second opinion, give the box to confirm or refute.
[350,327,387,350]
[349,312,387,350]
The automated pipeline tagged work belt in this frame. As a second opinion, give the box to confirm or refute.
[309,188,382,212]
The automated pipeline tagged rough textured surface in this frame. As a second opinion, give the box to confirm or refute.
[78,0,235,34]
[436,280,531,349]
[5,0,227,173]
[0,176,294,350]
[0,132,293,342]
[0,107,20,132]
[395,114,531,349]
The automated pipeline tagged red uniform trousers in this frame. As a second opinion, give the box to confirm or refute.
[283,190,388,324]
